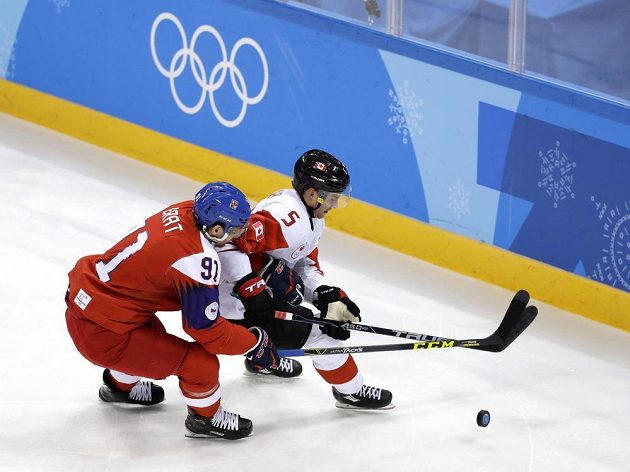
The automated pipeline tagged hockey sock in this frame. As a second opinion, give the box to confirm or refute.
[190,400,221,418]
[181,384,222,418]
[315,355,362,391]
[109,370,141,392]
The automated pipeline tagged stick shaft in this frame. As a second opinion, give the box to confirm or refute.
[275,290,529,344]
[276,290,535,357]
[278,336,493,357]
[275,311,451,343]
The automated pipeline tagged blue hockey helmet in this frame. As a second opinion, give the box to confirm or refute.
[193,182,250,235]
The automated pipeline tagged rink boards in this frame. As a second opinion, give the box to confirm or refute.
[0,0,629,329]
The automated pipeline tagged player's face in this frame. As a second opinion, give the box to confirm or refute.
[226,224,248,240]
[313,200,333,218]
[312,190,351,218]
[209,223,248,246]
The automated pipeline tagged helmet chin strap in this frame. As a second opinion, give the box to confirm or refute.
[297,189,325,218]
[311,194,327,215]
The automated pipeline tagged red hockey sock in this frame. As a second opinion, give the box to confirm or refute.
[110,376,136,392]
[190,400,220,418]
[107,371,137,392]
[315,355,359,385]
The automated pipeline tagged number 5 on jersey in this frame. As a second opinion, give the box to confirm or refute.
[281,211,300,227]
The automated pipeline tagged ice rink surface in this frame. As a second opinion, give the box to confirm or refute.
[1,112,629,471]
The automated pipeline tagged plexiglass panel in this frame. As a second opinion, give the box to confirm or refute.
[283,0,630,103]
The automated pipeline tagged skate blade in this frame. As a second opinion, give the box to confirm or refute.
[185,426,253,440]
[334,401,396,411]
[242,370,302,380]
[185,431,223,439]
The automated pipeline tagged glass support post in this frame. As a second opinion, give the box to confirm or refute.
[387,0,403,37]
[508,0,527,72]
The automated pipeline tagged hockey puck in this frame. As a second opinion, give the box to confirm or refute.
[476,410,490,427]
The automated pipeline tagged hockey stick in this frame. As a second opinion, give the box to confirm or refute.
[277,290,536,357]
[277,289,529,345]
[278,306,537,357]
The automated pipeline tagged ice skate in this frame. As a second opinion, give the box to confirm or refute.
[244,356,303,378]
[332,385,394,410]
[98,369,164,406]
[185,407,253,440]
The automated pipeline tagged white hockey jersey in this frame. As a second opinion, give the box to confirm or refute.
[217,189,328,320]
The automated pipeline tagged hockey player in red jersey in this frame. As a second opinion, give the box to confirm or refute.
[65,182,280,439]
[217,150,393,410]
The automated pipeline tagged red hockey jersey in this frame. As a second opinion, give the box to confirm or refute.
[67,201,254,354]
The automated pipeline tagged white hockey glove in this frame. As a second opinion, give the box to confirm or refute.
[313,286,361,340]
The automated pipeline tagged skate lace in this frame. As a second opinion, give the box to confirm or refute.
[129,381,152,401]
[358,385,382,400]
[211,407,240,431]
[277,357,294,373]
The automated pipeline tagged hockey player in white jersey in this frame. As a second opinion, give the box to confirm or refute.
[217,149,393,410]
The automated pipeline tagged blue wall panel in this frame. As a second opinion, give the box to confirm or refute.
[4,0,629,293]
[479,104,630,290]
[11,0,428,221]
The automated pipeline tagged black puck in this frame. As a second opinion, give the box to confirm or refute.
[476,410,490,427]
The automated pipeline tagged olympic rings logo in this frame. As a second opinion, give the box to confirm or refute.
[150,12,268,128]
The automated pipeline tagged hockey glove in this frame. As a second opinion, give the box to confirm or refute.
[245,327,279,371]
[232,272,275,324]
[259,256,305,307]
[313,285,361,341]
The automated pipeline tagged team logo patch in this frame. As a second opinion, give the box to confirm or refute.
[314,161,328,171]
[73,289,92,311]
[291,243,307,260]
[252,221,264,241]
[205,302,219,321]
[229,199,239,210]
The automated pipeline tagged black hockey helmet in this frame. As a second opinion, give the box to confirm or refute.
[292,149,350,195]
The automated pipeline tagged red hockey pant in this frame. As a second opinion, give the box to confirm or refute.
[65,304,219,401]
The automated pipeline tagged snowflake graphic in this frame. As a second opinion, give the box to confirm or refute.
[0,24,17,79]
[387,80,423,145]
[537,140,576,208]
[447,179,471,220]
[49,0,71,14]
[589,197,630,291]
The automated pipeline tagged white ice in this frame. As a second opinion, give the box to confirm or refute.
[0,112,628,472]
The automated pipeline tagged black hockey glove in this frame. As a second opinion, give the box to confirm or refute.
[313,285,361,341]
[232,272,274,324]
[259,256,305,307]
[245,327,279,372]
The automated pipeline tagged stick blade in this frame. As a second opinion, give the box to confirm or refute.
[495,290,530,340]
[468,291,532,352]
[499,305,538,351]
